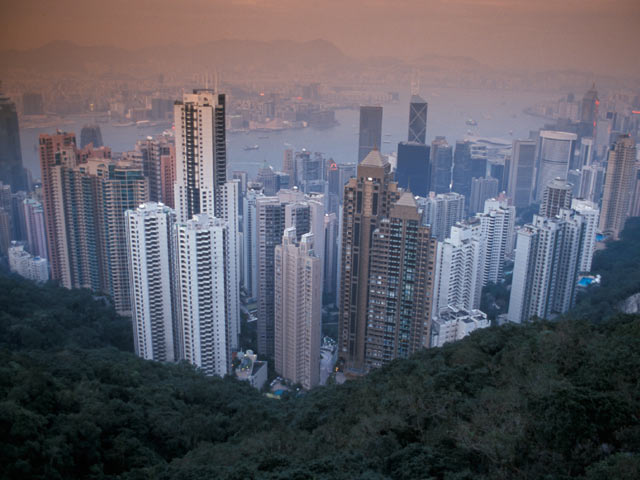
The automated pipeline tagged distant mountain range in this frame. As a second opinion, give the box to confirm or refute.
[0,39,353,74]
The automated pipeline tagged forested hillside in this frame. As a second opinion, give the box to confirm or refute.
[2,219,640,479]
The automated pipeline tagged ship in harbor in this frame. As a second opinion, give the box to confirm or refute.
[243,145,259,151]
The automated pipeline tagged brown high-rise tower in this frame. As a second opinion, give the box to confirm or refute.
[338,149,399,374]
[365,192,437,370]
[599,134,637,240]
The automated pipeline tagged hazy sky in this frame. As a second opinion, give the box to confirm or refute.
[2,0,639,75]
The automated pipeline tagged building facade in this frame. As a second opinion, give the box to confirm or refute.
[274,229,322,389]
[125,203,177,362]
[599,134,637,240]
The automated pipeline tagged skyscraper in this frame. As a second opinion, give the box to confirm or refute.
[507,139,536,207]
[534,131,577,202]
[579,164,605,204]
[256,190,324,357]
[39,131,78,285]
[219,180,241,351]
[571,199,599,273]
[365,192,436,370]
[160,143,176,208]
[22,198,47,259]
[242,183,263,300]
[477,197,515,284]
[357,106,383,163]
[469,177,499,215]
[451,140,473,200]
[539,177,572,218]
[80,124,103,148]
[283,149,295,180]
[395,141,431,197]
[338,149,400,374]
[630,164,640,218]
[408,95,428,144]
[508,210,590,323]
[579,137,594,167]
[599,135,637,240]
[430,136,453,194]
[274,228,322,389]
[323,212,339,303]
[0,90,26,192]
[125,202,177,362]
[418,191,465,242]
[98,161,149,315]
[580,85,598,140]
[433,222,485,315]
[174,90,227,222]
[176,214,232,376]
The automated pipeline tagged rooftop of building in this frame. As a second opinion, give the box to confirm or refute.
[360,148,387,168]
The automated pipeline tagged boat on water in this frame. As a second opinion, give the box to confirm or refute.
[244,145,259,151]
[113,121,135,127]
[465,118,478,126]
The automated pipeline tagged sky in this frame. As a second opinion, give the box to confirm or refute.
[1,0,639,75]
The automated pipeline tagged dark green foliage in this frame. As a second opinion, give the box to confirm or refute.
[572,217,640,322]
[0,272,132,352]
[1,221,640,479]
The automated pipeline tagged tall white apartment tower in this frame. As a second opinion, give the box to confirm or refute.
[242,184,263,300]
[174,90,227,222]
[125,202,177,362]
[508,210,589,324]
[274,228,322,389]
[433,222,486,315]
[418,191,465,241]
[220,180,241,351]
[571,198,599,272]
[176,214,231,376]
[478,197,515,284]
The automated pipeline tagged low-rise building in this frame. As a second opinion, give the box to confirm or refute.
[430,306,490,347]
[234,350,267,390]
[8,242,49,283]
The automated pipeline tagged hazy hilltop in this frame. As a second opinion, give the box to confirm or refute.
[0,39,351,75]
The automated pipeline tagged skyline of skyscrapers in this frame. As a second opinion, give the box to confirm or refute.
[3,81,633,386]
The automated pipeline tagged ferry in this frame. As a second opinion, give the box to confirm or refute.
[244,145,259,151]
